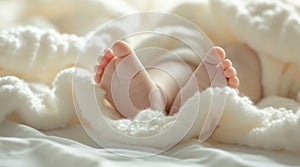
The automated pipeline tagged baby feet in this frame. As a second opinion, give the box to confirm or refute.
[94,41,240,117]
[168,46,239,115]
[94,41,166,118]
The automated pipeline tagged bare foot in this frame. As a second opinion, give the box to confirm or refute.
[94,41,166,118]
[169,47,239,115]
[197,46,239,89]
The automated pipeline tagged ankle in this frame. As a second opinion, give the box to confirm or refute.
[147,67,181,112]
[149,87,168,112]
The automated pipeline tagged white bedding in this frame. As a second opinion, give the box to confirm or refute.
[1,0,300,166]
[1,120,300,167]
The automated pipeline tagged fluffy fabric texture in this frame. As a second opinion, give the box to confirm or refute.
[0,0,300,152]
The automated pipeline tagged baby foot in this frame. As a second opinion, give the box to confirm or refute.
[94,41,166,118]
[169,46,239,115]
[197,46,239,89]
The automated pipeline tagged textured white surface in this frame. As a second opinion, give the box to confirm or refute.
[0,0,300,166]
[1,121,300,167]
[0,25,299,152]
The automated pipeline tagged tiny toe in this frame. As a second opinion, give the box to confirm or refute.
[94,74,101,84]
[224,67,237,78]
[103,48,114,60]
[94,65,104,75]
[98,48,114,63]
[229,76,239,88]
[223,59,232,69]
[112,41,133,58]
[99,56,109,67]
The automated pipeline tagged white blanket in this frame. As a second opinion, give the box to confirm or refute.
[0,0,300,153]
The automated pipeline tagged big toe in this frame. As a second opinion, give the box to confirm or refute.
[112,41,133,58]
[204,46,226,65]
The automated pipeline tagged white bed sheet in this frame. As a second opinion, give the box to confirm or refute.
[1,120,299,167]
